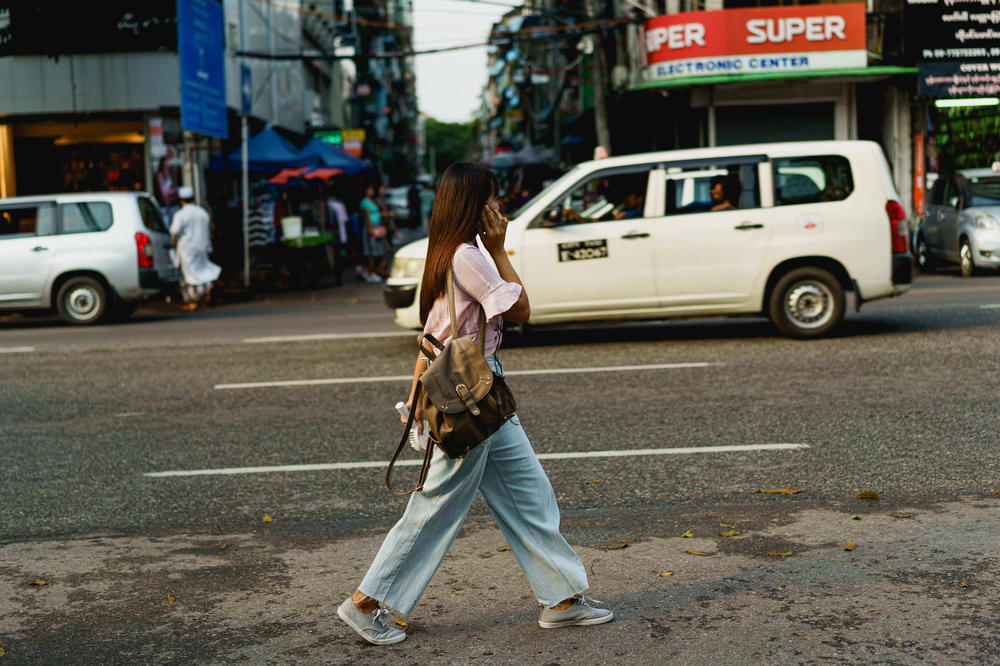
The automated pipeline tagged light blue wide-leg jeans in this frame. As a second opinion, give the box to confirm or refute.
[358,356,589,615]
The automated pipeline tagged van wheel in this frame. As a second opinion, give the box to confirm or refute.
[915,235,936,274]
[959,239,975,278]
[768,267,845,338]
[56,276,108,325]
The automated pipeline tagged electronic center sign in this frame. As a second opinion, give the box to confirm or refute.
[642,4,867,83]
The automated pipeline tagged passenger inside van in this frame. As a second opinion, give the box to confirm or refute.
[710,175,741,211]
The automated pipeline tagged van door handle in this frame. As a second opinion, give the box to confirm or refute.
[30,246,49,252]
[621,231,650,239]
[734,223,764,230]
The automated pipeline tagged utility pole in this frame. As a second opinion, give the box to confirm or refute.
[584,0,612,156]
[239,0,251,289]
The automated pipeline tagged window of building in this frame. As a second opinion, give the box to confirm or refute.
[774,155,854,206]
[59,202,113,234]
[0,204,55,237]
[664,161,761,214]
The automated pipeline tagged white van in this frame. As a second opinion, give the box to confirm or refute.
[0,192,179,324]
[385,141,912,338]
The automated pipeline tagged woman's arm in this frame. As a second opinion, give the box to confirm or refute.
[480,204,531,323]
[402,349,430,432]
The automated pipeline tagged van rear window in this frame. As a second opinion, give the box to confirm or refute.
[138,196,168,233]
[774,155,853,206]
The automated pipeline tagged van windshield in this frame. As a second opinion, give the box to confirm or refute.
[968,176,1000,207]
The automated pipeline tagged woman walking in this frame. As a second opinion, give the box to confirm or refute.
[337,163,613,645]
[359,184,388,282]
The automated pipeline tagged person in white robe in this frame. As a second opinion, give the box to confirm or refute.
[170,186,221,311]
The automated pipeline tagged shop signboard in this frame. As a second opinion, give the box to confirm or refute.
[904,0,1000,62]
[918,61,1000,98]
[177,0,228,139]
[642,4,867,84]
[342,129,366,158]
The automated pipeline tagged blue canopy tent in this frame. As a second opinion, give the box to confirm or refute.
[300,138,369,173]
[215,127,320,171]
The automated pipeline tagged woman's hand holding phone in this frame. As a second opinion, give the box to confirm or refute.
[479,201,508,256]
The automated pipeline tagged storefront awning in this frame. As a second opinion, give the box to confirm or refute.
[631,66,917,92]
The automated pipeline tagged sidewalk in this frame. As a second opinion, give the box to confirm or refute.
[2,497,997,664]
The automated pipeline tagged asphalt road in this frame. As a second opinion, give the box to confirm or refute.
[1,271,999,664]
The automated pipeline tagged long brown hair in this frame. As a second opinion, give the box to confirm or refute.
[419,162,499,324]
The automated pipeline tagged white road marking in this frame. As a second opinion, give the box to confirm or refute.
[115,412,147,418]
[0,346,35,354]
[243,331,414,344]
[144,443,808,478]
[979,304,1000,309]
[213,362,720,390]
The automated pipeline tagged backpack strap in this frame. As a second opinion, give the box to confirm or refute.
[446,267,488,357]
[385,381,436,495]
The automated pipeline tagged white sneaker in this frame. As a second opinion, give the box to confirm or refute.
[538,595,614,629]
[337,598,407,645]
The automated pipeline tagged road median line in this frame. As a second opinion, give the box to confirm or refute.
[214,362,721,390]
[144,443,808,477]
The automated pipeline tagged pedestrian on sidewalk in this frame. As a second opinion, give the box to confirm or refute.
[359,183,387,283]
[170,186,221,312]
[337,162,613,645]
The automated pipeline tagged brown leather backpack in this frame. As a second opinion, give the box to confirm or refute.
[386,269,516,494]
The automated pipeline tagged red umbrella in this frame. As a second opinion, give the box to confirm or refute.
[303,168,343,181]
[268,166,311,185]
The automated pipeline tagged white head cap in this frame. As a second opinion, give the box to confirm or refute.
[178,186,194,200]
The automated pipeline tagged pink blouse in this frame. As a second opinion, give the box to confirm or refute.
[423,243,522,356]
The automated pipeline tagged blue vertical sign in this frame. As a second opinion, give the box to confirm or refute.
[241,64,252,115]
[177,0,228,139]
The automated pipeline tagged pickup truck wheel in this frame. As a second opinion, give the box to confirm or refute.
[915,235,936,274]
[56,276,108,325]
[768,267,845,338]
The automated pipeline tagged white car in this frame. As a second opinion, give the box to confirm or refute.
[384,141,912,338]
[0,191,179,324]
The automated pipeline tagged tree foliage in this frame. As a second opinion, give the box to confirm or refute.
[424,117,476,176]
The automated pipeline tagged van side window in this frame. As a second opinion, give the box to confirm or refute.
[138,196,168,233]
[60,202,113,234]
[0,204,55,237]
[664,161,760,215]
[774,155,854,206]
[539,166,652,226]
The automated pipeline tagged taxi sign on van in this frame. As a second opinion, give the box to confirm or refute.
[558,239,608,262]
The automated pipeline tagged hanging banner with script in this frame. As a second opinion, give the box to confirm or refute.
[904,0,1000,62]
[642,4,867,83]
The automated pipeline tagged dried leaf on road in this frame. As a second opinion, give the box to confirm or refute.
[614,538,636,543]
[583,480,604,485]
[887,513,914,518]
[686,549,710,556]
[395,619,409,628]
[215,520,224,533]
[855,491,880,500]
[958,581,968,587]
[498,545,511,552]
[851,515,862,520]
[603,543,629,550]
[843,541,857,551]
[0,645,5,658]
[261,514,273,523]
[166,595,176,604]
[992,490,1000,495]
[659,571,674,577]
[680,530,694,538]
[27,579,49,586]
[218,543,230,550]
[753,488,803,494]
[719,530,742,537]
[762,551,794,557]
[719,523,736,528]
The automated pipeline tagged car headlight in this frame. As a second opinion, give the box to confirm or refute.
[390,257,425,279]
[975,214,1000,230]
